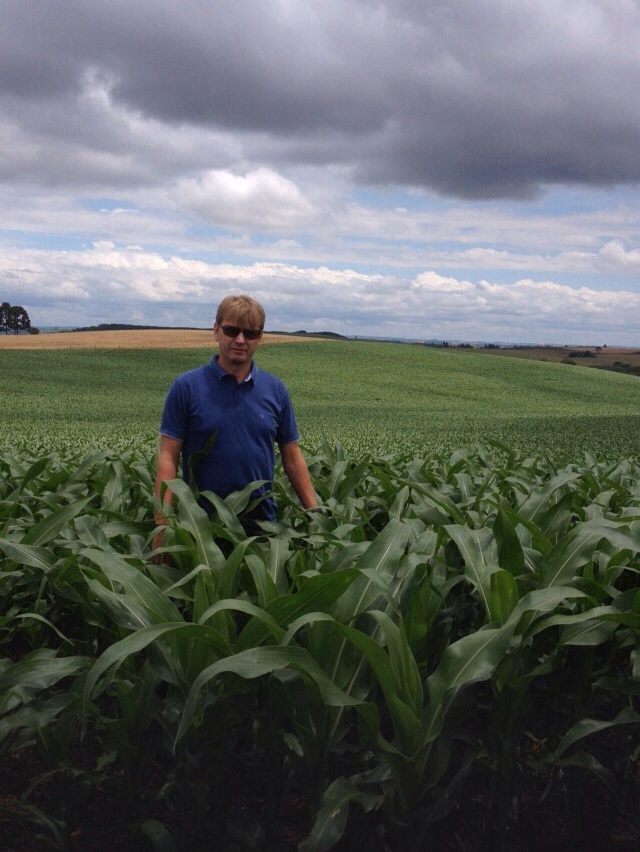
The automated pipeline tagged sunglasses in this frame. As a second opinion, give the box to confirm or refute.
[219,324,263,341]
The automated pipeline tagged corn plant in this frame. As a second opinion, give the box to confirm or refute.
[2,444,640,849]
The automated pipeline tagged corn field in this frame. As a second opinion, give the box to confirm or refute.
[2,441,640,850]
[3,343,640,461]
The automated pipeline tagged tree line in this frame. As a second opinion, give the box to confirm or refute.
[0,302,36,334]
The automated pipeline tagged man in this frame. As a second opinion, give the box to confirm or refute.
[153,295,317,549]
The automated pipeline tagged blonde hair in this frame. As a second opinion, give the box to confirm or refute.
[215,295,265,329]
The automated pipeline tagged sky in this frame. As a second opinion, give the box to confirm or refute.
[2,0,640,345]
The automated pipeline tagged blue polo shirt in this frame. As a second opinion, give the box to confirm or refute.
[159,356,299,520]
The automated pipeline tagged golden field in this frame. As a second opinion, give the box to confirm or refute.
[0,329,318,350]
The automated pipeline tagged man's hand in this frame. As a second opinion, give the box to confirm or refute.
[152,435,183,565]
[279,441,318,510]
[151,526,171,565]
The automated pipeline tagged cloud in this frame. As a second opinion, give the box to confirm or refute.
[3,1,640,198]
[175,168,315,230]
[408,273,640,340]
[3,243,639,344]
[599,239,640,271]
[2,0,640,346]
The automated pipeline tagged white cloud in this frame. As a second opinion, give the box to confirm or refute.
[599,239,640,271]
[175,168,315,230]
[3,244,640,344]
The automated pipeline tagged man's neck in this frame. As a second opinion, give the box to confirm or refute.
[216,354,252,382]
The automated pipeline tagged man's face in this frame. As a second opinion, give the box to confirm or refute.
[214,315,263,373]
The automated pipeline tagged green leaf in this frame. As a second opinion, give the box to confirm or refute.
[74,514,110,549]
[369,611,423,716]
[0,693,77,740]
[538,526,602,588]
[555,707,640,758]
[390,485,411,521]
[237,570,360,650]
[493,506,525,575]
[445,524,498,617]
[325,460,349,497]
[5,456,50,501]
[102,459,127,512]
[538,521,640,588]
[22,496,93,546]
[186,430,217,489]
[200,598,282,641]
[84,622,231,705]
[489,569,520,624]
[245,552,279,607]
[217,539,254,600]
[199,488,247,538]
[7,612,70,644]
[425,624,514,741]
[168,478,225,573]
[333,619,423,755]
[558,616,618,647]
[334,520,412,623]
[491,503,552,556]
[506,585,588,637]
[299,777,381,852]
[411,486,466,526]
[176,645,362,744]
[0,651,90,692]
[517,472,580,526]
[0,538,57,572]
[84,578,153,630]
[81,548,183,624]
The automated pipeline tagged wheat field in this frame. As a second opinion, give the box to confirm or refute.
[0,328,319,349]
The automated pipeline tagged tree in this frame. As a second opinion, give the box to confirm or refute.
[12,306,31,335]
[0,302,10,334]
[1,303,31,334]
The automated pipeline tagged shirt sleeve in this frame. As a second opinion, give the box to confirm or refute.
[276,385,300,445]
[159,378,189,440]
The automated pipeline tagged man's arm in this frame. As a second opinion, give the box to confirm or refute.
[152,435,183,551]
[279,441,318,510]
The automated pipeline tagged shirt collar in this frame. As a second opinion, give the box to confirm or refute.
[209,355,257,383]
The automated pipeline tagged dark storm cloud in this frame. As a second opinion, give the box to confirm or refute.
[3,0,640,198]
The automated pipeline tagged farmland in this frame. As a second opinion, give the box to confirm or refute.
[0,328,322,351]
[2,338,640,850]
[467,343,640,373]
[2,340,640,459]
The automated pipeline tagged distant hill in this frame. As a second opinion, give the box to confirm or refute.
[71,324,347,339]
[272,329,348,340]
[70,323,202,332]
